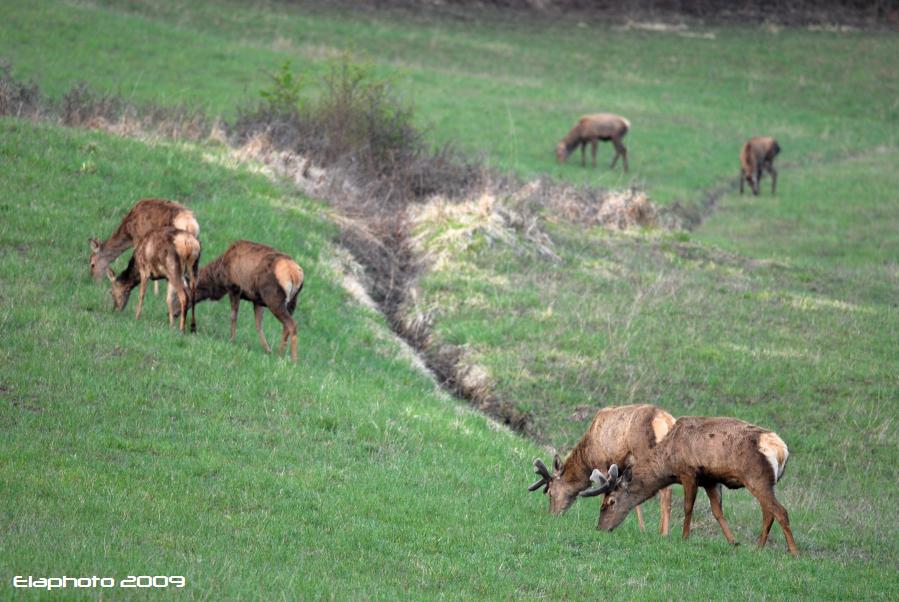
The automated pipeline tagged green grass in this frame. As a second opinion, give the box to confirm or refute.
[1,0,898,598]
[1,116,894,601]
[3,0,897,202]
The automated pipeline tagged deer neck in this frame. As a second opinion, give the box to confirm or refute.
[193,260,230,303]
[560,442,594,488]
[631,450,678,499]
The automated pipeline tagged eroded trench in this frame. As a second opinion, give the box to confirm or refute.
[0,71,662,439]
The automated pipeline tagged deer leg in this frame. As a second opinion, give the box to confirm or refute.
[580,142,586,167]
[270,304,298,362]
[153,280,159,296]
[176,284,187,333]
[165,282,174,326]
[740,172,745,194]
[591,140,598,168]
[748,482,799,557]
[228,293,241,341]
[705,484,737,546]
[659,485,672,536]
[254,304,272,353]
[634,504,646,532]
[769,165,778,194]
[753,166,761,195]
[681,477,698,540]
[758,509,775,549]
[611,138,628,172]
[188,266,197,334]
[135,276,148,320]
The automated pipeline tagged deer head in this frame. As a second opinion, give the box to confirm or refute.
[529,455,587,515]
[107,267,131,311]
[555,142,569,164]
[89,238,109,282]
[597,465,640,532]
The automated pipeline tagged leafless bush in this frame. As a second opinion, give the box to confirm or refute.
[0,63,42,118]
[60,83,210,141]
[231,57,485,211]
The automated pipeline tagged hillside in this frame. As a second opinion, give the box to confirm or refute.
[1,0,897,598]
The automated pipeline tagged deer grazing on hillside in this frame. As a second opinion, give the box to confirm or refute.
[529,404,675,534]
[740,136,780,196]
[556,114,630,172]
[108,227,201,333]
[90,199,199,298]
[171,240,304,361]
[588,416,798,556]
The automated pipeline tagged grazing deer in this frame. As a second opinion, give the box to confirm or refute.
[590,416,798,556]
[556,113,630,171]
[172,241,304,361]
[740,136,780,195]
[108,227,201,333]
[529,404,675,534]
[89,198,199,300]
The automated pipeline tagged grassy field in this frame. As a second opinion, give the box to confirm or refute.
[3,0,898,202]
[1,0,898,599]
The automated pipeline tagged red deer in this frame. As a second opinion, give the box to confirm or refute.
[591,416,798,556]
[556,114,630,171]
[89,198,199,283]
[740,136,780,195]
[172,241,304,361]
[108,227,201,333]
[529,404,674,534]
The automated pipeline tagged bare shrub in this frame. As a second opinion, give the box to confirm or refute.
[0,63,42,118]
[231,56,484,210]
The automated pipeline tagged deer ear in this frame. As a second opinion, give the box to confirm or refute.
[89,238,100,252]
[553,454,563,473]
[106,267,116,282]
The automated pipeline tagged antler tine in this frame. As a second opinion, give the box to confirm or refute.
[528,458,552,493]
[579,467,612,498]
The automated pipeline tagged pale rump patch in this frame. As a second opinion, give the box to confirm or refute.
[651,410,675,444]
[274,258,303,302]
[173,232,200,264]
[758,432,789,481]
[172,211,200,237]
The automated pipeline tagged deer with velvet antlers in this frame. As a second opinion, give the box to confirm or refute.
[587,416,798,556]
[529,404,674,534]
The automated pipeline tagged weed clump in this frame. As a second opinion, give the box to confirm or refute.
[0,63,42,118]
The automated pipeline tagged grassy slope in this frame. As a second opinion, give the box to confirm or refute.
[3,0,898,202]
[0,0,897,597]
[3,120,891,599]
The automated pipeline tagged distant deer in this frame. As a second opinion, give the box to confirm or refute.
[556,114,630,171]
[172,241,304,361]
[89,198,199,297]
[740,136,780,195]
[529,404,675,534]
[590,416,798,556]
[108,227,201,333]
